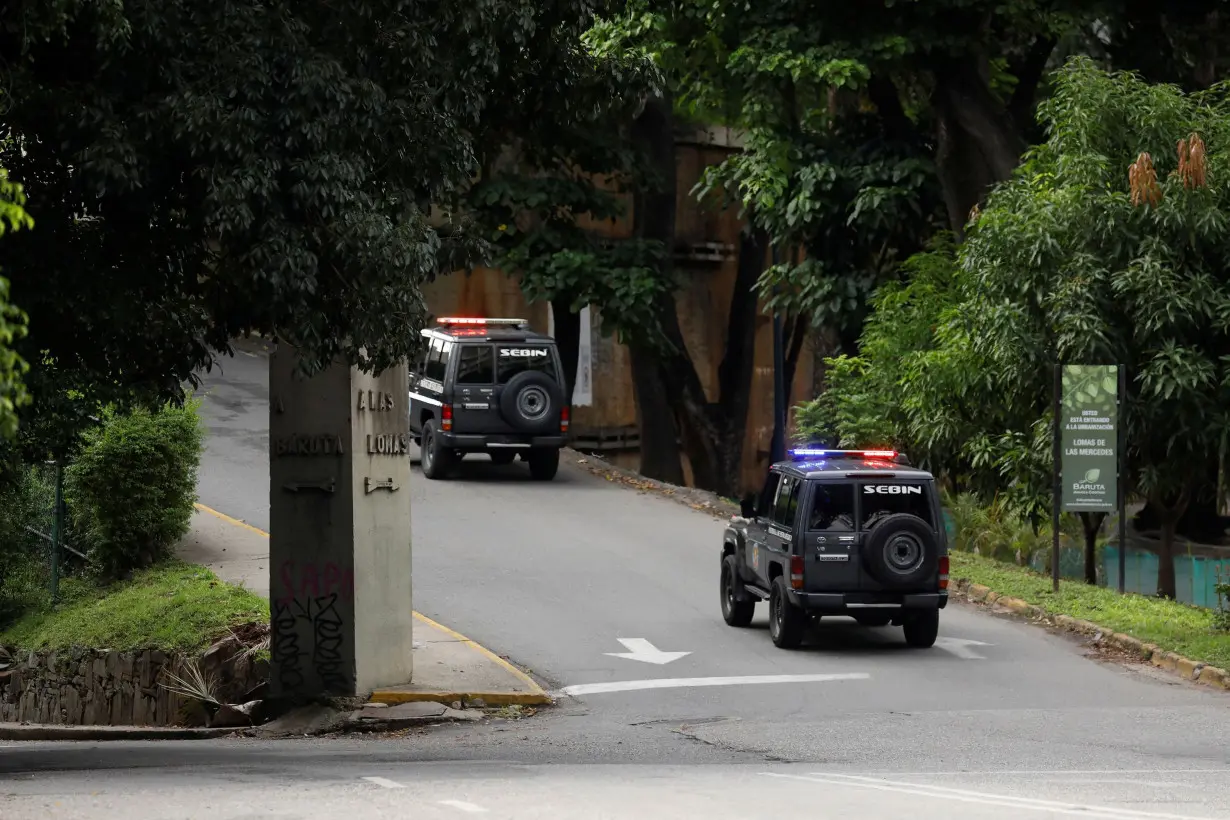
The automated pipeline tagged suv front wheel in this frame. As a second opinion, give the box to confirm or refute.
[769,576,807,649]
[720,555,755,627]
[420,420,457,480]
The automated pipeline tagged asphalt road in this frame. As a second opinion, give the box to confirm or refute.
[4,344,1229,819]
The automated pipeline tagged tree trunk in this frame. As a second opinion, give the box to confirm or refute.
[1079,511,1106,586]
[1152,489,1191,600]
[549,297,581,404]
[628,344,685,485]
[628,93,685,484]
[1157,515,1178,600]
[781,315,808,411]
[930,56,1029,236]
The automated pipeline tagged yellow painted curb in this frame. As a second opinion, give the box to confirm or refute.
[196,502,553,705]
[195,502,269,538]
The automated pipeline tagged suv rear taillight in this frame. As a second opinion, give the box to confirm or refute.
[441,403,453,432]
[560,406,570,434]
[939,555,949,590]
[789,556,804,590]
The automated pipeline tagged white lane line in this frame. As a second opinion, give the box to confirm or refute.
[557,672,869,697]
[361,776,405,789]
[439,800,488,813]
[818,769,1228,777]
[762,772,1212,820]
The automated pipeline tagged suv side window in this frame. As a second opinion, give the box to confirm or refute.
[861,482,933,530]
[424,339,453,382]
[456,345,494,384]
[757,472,781,518]
[773,475,802,528]
[808,483,855,532]
[496,345,557,384]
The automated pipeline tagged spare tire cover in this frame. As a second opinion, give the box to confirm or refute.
[861,513,938,588]
[499,370,564,434]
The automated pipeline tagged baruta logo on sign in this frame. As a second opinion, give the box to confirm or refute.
[1072,468,1106,492]
[863,485,923,495]
[500,348,548,358]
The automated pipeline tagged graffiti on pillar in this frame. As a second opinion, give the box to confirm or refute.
[271,599,305,691]
[271,561,355,694]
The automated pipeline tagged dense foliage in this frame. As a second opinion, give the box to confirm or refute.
[0,168,32,440]
[797,59,1230,598]
[0,0,630,454]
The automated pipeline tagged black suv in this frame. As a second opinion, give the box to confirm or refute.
[409,317,570,481]
[720,448,949,649]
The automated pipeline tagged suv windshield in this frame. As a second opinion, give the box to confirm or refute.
[496,345,557,384]
[861,482,933,529]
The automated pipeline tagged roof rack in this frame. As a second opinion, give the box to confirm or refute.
[436,317,528,327]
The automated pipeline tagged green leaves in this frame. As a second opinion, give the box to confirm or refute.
[805,57,1230,519]
[0,168,33,441]
[1,0,625,454]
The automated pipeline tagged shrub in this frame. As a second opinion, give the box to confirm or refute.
[943,491,1091,570]
[66,399,204,578]
[0,459,54,617]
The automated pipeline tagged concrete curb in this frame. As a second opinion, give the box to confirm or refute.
[562,450,740,521]
[951,577,1230,692]
[367,690,550,707]
[0,724,240,741]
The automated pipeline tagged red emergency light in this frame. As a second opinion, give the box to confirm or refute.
[437,317,528,327]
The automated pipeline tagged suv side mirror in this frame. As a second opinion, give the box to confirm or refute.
[739,493,756,519]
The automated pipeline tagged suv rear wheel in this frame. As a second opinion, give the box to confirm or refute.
[769,576,807,649]
[902,609,939,648]
[720,555,755,627]
[420,420,456,480]
[527,448,560,481]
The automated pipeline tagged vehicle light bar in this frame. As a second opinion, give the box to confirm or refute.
[437,317,528,326]
[789,448,898,459]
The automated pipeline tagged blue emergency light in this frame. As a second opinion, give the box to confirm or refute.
[788,448,898,460]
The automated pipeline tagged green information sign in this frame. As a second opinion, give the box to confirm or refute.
[1060,364,1119,512]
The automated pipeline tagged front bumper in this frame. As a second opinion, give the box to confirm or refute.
[435,432,569,451]
[786,590,948,612]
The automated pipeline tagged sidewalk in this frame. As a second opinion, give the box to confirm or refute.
[181,504,551,706]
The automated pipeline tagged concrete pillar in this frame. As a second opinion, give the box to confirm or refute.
[268,344,414,697]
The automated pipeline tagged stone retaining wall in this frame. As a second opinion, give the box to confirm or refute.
[0,640,267,726]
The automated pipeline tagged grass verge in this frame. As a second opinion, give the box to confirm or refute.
[0,560,269,653]
[951,551,1230,671]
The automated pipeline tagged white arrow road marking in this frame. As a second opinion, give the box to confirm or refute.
[558,672,869,697]
[934,637,992,660]
[439,800,488,813]
[361,777,404,789]
[761,772,1210,820]
[604,638,691,665]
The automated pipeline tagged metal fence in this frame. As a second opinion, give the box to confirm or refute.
[17,461,88,604]
[945,508,1230,610]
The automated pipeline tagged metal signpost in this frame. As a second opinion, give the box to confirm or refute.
[1052,364,1126,592]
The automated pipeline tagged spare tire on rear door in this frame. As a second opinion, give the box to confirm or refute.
[861,513,938,588]
[499,370,564,435]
